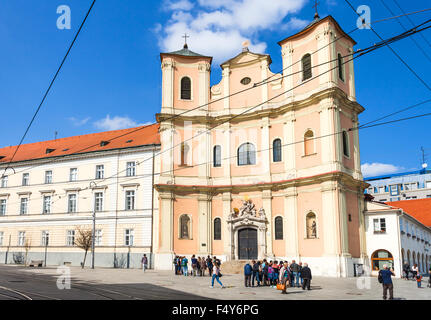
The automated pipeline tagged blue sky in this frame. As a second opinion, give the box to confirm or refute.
[1,0,430,177]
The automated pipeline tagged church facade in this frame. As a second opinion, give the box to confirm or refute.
[154,15,369,277]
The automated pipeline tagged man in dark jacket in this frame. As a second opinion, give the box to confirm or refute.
[379,264,395,300]
[290,260,300,287]
[244,261,253,287]
[300,263,312,290]
[252,260,261,287]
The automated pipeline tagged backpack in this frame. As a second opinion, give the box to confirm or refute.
[378,271,383,284]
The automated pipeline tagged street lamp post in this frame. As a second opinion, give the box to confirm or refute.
[90,181,97,269]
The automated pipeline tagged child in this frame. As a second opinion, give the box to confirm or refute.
[416,274,423,288]
[267,263,274,288]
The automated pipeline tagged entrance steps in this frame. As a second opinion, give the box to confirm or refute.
[221,260,248,275]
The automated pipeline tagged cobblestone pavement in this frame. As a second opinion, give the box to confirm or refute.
[0,265,430,300]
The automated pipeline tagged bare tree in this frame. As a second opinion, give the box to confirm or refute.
[75,227,93,269]
[24,238,32,266]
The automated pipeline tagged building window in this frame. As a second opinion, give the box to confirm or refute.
[22,173,29,186]
[0,199,6,216]
[124,229,134,246]
[275,216,283,240]
[1,176,7,188]
[342,131,349,157]
[213,145,221,167]
[373,218,386,233]
[96,165,104,179]
[304,130,315,156]
[18,231,25,246]
[426,181,431,189]
[68,194,77,213]
[45,171,53,184]
[180,215,191,239]
[240,77,251,85]
[302,54,312,81]
[273,139,282,162]
[125,191,135,211]
[214,218,221,240]
[42,231,49,247]
[306,212,317,239]
[371,250,394,271]
[95,229,102,246]
[43,196,51,214]
[181,77,192,100]
[238,143,256,166]
[66,230,75,246]
[20,198,28,215]
[70,168,78,182]
[94,193,103,212]
[338,53,344,81]
[126,162,136,177]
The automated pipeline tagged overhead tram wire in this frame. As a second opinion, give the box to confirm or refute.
[4,18,431,184]
[1,0,97,179]
[392,0,431,50]
[343,0,431,92]
[2,9,430,179]
[379,0,431,63]
[6,97,431,209]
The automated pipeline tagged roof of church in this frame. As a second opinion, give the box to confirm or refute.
[220,49,272,68]
[278,15,357,46]
[0,123,160,165]
[161,44,213,63]
[386,198,431,227]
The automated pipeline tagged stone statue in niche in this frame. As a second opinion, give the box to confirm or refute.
[239,200,257,217]
[258,208,266,219]
[311,221,317,238]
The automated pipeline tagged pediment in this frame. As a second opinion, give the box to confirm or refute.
[221,50,272,69]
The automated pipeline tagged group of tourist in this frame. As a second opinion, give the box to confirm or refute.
[172,254,225,288]
[243,259,312,294]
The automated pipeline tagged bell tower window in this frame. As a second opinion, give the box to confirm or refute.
[181,77,192,100]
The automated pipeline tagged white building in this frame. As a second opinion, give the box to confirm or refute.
[364,199,431,278]
[0,124,160,268]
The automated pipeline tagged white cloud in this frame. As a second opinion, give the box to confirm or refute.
[93,115,151,131]
[361,163,405,177]
[164,0,194,11]
[68,116,91,126]
[155,0,308,63]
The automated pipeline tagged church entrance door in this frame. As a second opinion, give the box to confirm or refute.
[238,228,258,260]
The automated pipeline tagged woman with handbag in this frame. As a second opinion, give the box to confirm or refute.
[210,261,225,288]
[278,262,289,294]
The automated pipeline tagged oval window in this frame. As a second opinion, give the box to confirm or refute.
[240,77,251,85]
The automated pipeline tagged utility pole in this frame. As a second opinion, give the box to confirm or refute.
[90,181,97,269]
[44,237,48,267]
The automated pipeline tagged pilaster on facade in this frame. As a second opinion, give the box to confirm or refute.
[261,189,273,258]
[281,44,294,100]
[223,67,230,110]
[283,111,296,173]
[222,192,232,260]
[284,187,299,258]
[161,60,175,114]
[158,191,174,254]
[348,47,356,101]
[197,192,212,256]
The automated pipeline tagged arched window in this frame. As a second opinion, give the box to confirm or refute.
[275,216,283,240]
[213,145,221,167]
[306,212,317,239]
[238,143,256,166]
[342,131,349,157]
[273,139,282,162]
[181,143,190,166]
[338,53,344,81]
[302,54,312,81]
[214,218,221,240]
[181,77,192,100]
[407,250,411,266]
[371,250,394,271]
[180,215,191,239]
[304,130,315,156]
[413,251,416,265]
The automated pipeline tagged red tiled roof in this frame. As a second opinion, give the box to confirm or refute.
[0,124,160,165]
[386,198,431,227]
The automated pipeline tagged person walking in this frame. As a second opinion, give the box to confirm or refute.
[244,261,252,287]
[298,262,304,287]
[279,262,290,294]
[210,260,225,288]
[403,261,410,280]
[300,263,312,290]
[181,256,189,276]
[173,256,179,275]
[252,260,261,287]
[412,264,418,279]
[272,261,280,287]
[141,254,148,272]
[290,260,300,287]
[379,264,395,300]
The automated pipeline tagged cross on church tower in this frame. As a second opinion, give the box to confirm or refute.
[312,0,320,19]
[182,33,190,49]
